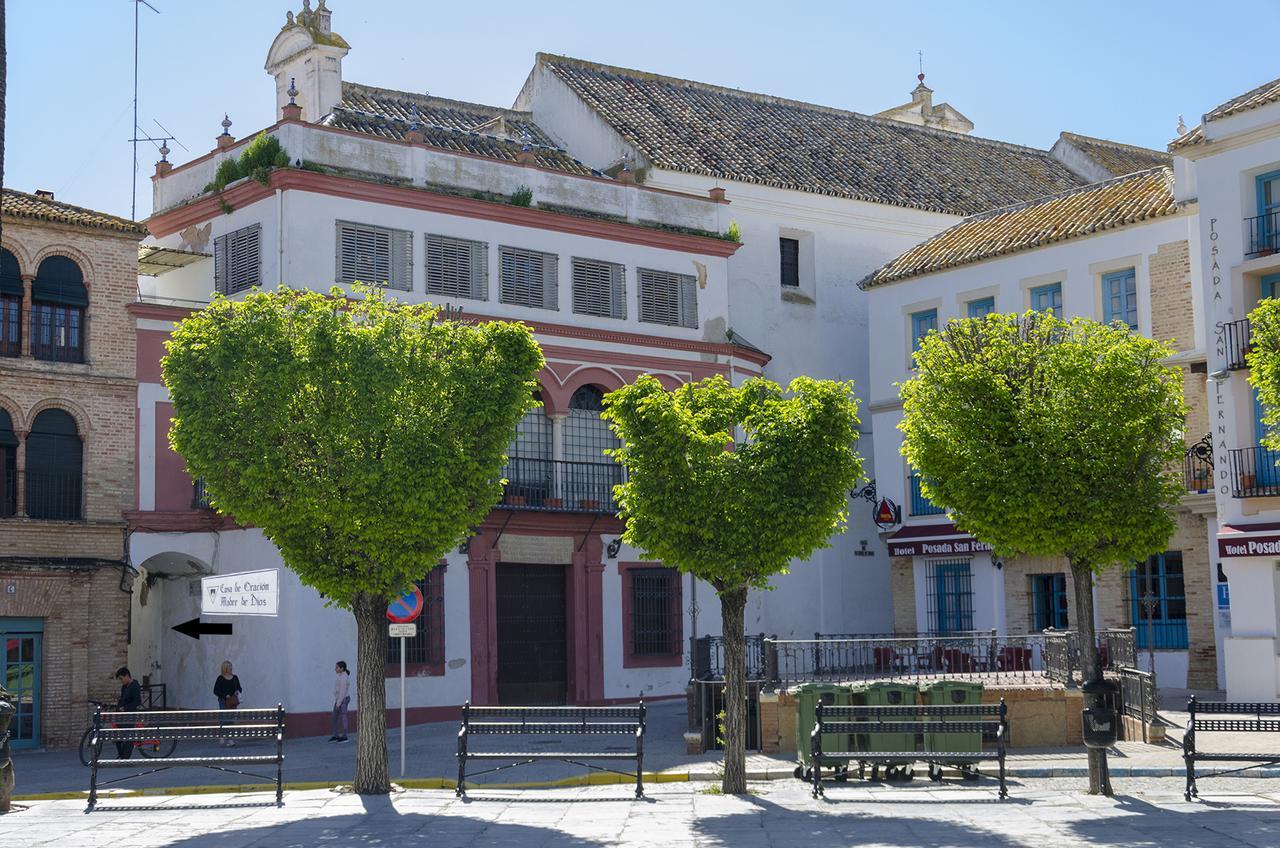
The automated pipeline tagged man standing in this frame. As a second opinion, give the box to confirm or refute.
[114,667,141,759]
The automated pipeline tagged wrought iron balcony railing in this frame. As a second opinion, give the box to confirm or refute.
[909,474,945,516]
[192,478,212,510]
[1229,446,1280,498]
[1246,210,1280,259]
[501,457,623,513]
[1183,434,1213,493]
[1224,317,1252,370]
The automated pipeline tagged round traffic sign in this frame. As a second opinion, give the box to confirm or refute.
[386,585,424,623]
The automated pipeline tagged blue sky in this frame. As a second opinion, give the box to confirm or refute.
[7,0,1277,220]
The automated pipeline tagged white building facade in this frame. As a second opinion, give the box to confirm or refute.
[1177,76,1280,701]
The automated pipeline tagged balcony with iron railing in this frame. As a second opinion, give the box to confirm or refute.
[1224,317,1252,370]
[1229,445,1280,497]
[501,457,623,513]
[909,474,945,517]
[1183,434,1214,494]
[22,469,83,520]
[1246,210,1280,260]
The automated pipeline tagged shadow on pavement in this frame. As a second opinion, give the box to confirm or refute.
[1068,794,1280,847]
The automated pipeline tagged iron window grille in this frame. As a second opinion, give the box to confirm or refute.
[426,234,488,300]
[29,303,83,363]
[0,410,15,517]
[24,409,82,521]
[630,567,682,656]
[214,224,262,295]
[565,386,623,507]
[571,257,626,319]
[499,246,559,310]
[0,294,19,357]
[1129,551,1188,650]
[336,221,413,291]
[638,268,697,329]
[1030,573,1069,631]
[387,566,446,668]
[779,237,800,287]
[925,558,974,635]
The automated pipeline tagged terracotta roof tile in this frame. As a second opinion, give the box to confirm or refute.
[326,82,600,177]
[859,167,1179,288]
[2,189,147,236]
[1059,132,1171,176]
[538,54,1088,216]
[1169,75,1280,151]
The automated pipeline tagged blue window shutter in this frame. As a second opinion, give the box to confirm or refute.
[967,297,994,319]
[911,309,937,353]
[1030,283,1062,318]
[1103,269,1137,330]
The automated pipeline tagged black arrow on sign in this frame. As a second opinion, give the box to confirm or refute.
[171,617,233,640]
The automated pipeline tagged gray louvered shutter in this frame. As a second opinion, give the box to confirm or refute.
[572,258,624,319]
[391,229,412,291]
[336,221,411,290]
[216,224,261,295]
[426,235,488,300]
[213,233,228,295]
[678,274,698,328]
[541,251,559,311]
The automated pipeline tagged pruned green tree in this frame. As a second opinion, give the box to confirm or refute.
[162,286,542,794]
[899,311,1186,795]
[1248,298,1280,448]
[603,374,863,794]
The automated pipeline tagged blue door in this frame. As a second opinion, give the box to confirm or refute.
[0,617,42,748]
[1258,171,1280,255]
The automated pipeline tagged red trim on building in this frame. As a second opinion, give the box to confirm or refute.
[148,169,740,258]
[125,510,240,532]
[618,562,684,669]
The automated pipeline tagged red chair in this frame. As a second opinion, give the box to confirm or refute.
[998,646,1032,672]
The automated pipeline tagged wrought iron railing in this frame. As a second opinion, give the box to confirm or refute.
[23,469,83,520]
[501,457,623,513]
[192,478,212,510]
[140,683,168,710]
[691,634,770,681]
[909,474,945,516]
[1183,434,1213,493]
[1223,317,1251,370]
[1043,627,1136,684]
[1246,210,1280,259]
[1117,666,1157,731]
[1228,446,1280,497]
[768,632,1046,686]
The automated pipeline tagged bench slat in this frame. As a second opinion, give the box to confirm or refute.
[465,707,642,720]
[93,755,280,767]
[465,722,639,735]
[463,751,639,760]
[820,705,1003,718]
[1195,720,1280,733]
[98,710,280,723]
[96,725,279,741]
[817,751,999,761]
[1191,702,1280,716]
[818,722,997,735]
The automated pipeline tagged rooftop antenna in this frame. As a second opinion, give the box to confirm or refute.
[127,0,160,221]
[918,50,925,83]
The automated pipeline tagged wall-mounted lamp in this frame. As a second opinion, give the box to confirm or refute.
[992,556,1004,571]
[1208,368,1231,382]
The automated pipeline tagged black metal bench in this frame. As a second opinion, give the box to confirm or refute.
[810,700,1008,799]
[455,701,645,798]
[1183,697,1280,800]
[87,705,285,811]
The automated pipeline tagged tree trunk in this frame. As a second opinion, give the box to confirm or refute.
[1069,559,1111,796]
[352,592,390,794]
[718,584,749,795]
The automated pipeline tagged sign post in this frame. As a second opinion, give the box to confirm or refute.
[387,586,425,779]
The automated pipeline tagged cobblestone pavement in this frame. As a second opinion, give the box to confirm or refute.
[3,777,1278,848]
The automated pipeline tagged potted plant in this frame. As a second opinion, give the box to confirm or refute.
[579,498,600,511]
[544,497,564,508]
[504,493,527,506]
[1241,473,1257,491]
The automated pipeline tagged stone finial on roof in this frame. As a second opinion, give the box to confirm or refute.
[405,104,425,144]
[1177,114,1188,135]
[515,129,536,164]
[282,78,303,120]
[217,114,235,149]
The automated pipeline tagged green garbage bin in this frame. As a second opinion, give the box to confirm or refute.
[793,683,854,767]
[922,680,985,754]
[856,681,918,755]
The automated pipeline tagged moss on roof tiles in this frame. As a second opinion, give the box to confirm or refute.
[2,189,147,236]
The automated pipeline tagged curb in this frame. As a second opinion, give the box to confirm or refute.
[14,764,1278,802]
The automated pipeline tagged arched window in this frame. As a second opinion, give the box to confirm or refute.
[565,385,622,509]
[505,391,553,505]
[0,249,21,357]
[25,409,82,520]
[31,256,87,363]
[0,409,16,517]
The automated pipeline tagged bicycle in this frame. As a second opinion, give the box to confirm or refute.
[78,700,177,766]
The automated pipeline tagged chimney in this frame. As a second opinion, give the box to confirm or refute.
[516,129,536,165]
[266,2,350,122]
[708,187,726,202]
[314,0,332,34]
[911,73,933,113]
[154,141,173,177]
[34,190,54,200]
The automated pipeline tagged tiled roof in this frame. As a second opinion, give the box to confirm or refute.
[537,54,1088,216]
[859,167,1179,288]
[1059,132,1171,176]
[1169,75,1280,151]
[1,189,147,235]
[325,82,600,177]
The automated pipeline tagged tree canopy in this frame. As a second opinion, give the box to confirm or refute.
[162,286,544,607]
[603,374,864,590]
[1248,298,1280,451]
[899,311,1186,572]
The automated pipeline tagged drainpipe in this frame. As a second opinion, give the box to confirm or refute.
[276,188,285,288]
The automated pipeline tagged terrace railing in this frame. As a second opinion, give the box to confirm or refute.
[1043,627,1136,684]
[501,457,622,513]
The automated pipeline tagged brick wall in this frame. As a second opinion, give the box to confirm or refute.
[1149,240,1194,351]
[889,556,916,634]
[0,215,140,746]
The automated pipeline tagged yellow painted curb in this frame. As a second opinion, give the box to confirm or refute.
[12,772,693,802]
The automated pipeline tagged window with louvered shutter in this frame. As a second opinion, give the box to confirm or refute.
[426,234,488,300]
[213,224,261,295]
[499,246,558,310]
[571,258,625,319]
[638,268,698,329]
[336,221,412,291]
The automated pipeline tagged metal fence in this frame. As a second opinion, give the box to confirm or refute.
[1043,628,1136,685]
[1246,209,1280,259]
[1116,666,1157,738]
[1183,434,1213,494]
[501,457,622,513]
[691,634,770,681]
[1223,317,1251,371]
[1229,446,1280,498]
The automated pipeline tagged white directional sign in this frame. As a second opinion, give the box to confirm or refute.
[201,569,279,617]
[388,623,417,638]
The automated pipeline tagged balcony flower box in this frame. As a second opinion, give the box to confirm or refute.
[1241,473,1257,491]
[579,498,601,511]
[504,494,527,506]
[544,497,563,509]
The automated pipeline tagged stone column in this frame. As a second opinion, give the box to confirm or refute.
[19,274,33,357]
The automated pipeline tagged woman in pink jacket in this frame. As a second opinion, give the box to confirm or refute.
[329,661,350,743]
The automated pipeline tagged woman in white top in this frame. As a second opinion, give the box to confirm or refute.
[330,661,351,743]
